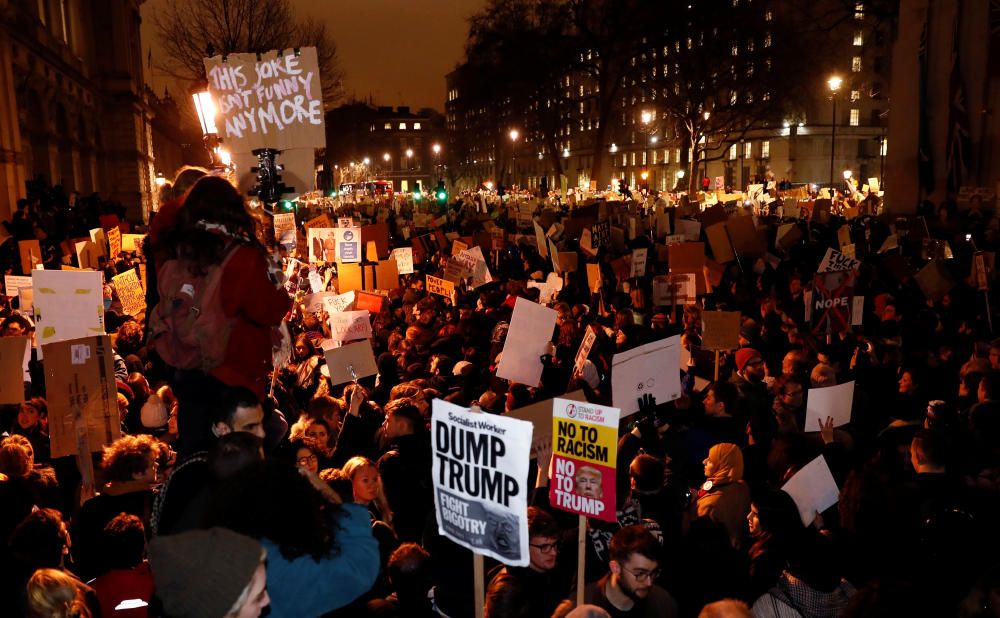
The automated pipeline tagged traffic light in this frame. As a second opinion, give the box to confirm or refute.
[279,200,295,211]
[413,190,421,202]
[436,181,447,203]
[248,148,295,204]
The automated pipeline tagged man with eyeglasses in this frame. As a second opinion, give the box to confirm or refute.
[484,507,569,618]
[580,525,677,617]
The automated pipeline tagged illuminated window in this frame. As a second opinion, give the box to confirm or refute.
[765,11,773,21]
[855,2,864,19]
[761,141,770,158]
[744,142,752,158]
[384,122,391,130]
[850,90,860,102]
[850,109,860,126]
[852,56,862,72]
[413,122,421,130]
[729,144,737,160]
[399,122,407,130]
[642,152,647,165]
[854,32,864,46]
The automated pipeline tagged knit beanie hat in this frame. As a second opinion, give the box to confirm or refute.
[734,347,762,372]
[149,527,263,618]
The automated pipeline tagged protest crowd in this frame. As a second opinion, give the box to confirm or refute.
[3,163,1000,618]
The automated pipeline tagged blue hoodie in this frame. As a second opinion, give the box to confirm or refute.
[261,503,379,617]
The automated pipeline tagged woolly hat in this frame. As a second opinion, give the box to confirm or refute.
[734,348,762,372]
[149,527,263,618]
[140,393,169,431]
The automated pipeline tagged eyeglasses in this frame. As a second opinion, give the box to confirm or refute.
[530,542,559,553]
[621,565,661,582]
[297,455,318,465]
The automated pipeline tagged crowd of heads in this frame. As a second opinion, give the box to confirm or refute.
[2,169,1000,617]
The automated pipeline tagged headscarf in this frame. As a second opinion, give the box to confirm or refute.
[706,442,744,485]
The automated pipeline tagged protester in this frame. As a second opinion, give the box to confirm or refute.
[149,527,269,618]
[7,169,1000,618]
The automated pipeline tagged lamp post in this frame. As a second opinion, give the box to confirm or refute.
[827,75,843,190]
[432,143,441,183]
[191,83,220,167]
[508,129,519,188]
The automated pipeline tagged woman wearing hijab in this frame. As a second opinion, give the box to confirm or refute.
[696,442,752,549]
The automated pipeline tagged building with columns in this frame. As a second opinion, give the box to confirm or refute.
[0,0,157,223]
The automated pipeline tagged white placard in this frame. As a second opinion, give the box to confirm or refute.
[630,248,648,278]
[781,455,840,526]
[496,297,557,387]
[805,380,855,430]
[328,310,372,343]
[431,399,532,566]
[32,270,104,347]
[321,291,356,314]
[611,335,682,417]
[391,247,414,274]
[676,219,701,242]
[817,248,861,273]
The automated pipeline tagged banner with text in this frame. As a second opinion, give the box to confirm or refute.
[550,398,619,522]
[431,399,532,566]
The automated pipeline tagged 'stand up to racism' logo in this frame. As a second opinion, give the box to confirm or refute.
[565,404,577,419]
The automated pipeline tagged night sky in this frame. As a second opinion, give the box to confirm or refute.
[141,0,486,112]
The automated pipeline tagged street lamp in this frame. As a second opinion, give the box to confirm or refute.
[432,143,441,155]
[827,75,843,190]
[509,129,519,187]
[191,84,220,166]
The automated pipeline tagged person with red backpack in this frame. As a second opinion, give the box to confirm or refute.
[149,176,291,457]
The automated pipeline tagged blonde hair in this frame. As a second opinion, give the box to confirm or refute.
[342,457,394,525]
[26,569,92,618]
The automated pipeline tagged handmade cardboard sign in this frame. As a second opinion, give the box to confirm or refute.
[431,399,532,566]
[107,227,123,259]
[33,270,104,347]
[0,337,27,404]
[111,269,146,316]
[426,275,455,300]
[611,335,682,417]
[44,335,121,458]
[19,240,41,273]
[668,242,707,295]
[355,291,385,314]
[336,263,363,293]
[652,274,696,306]
[4,275,31,298]
[817,248,861,273]
[812,269,856,335]
[550,398,620,522]
[329,310,372,343]
[508,390,586,452]
[701,311,741,350]
[273,213,296,246]
[705,222,735,263]
[203,48,325,152]
[805,381,855,429]
[391,248,414,275]
[496,297,557,387]
[321,290,356,314]
[323,339,377,385]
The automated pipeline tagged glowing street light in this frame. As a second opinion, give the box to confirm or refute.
[383,153,390,162]
[650,136,658,144]
[828,74,843,188]
[509,129,519,142]
[641,110,653,125]
[191,89,218,136]
[563,148,570,158]
[676,169,686,178]
[432,143,441,155]
[405,148,414,158]
[154,172,167,187]
[362,157,371,166]
[610,143,619,153]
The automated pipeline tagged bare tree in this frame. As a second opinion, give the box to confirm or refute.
[153,0,344,106]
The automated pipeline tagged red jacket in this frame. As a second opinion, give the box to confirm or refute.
[211,245,291,397]
[88,562,154,618]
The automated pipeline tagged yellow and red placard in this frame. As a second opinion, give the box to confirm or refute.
[550,398,619,522]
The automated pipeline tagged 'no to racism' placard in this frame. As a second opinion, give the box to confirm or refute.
[550,398,619,522]
[431,399,532,566]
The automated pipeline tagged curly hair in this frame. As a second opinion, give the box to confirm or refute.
[114,320,144,357]
[101,434,159,483]
[0,436,32,478]
[26,569,93,618]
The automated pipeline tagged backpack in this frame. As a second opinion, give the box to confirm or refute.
[148,247,238,371]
